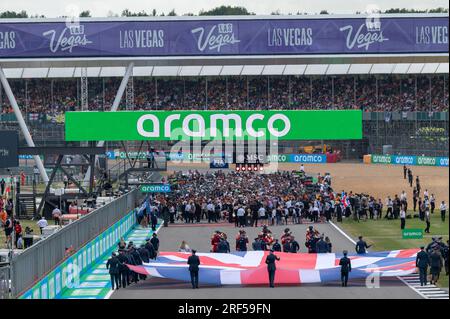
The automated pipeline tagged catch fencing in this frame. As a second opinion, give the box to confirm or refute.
[10,188,141,298]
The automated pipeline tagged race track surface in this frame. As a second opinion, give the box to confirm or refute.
[111,222,421,299]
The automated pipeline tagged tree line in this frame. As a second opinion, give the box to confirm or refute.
[0,5,448,18]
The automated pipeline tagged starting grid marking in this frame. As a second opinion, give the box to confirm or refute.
[399,275,449,299]
[57,223,161,299]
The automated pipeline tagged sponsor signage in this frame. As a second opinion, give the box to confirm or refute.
[0,16,447,58]
[65,110,362,141]
[266,154,290,163]
[140,184,171,193]
[0,130,19,168]
[436,157,449,167]
[370,154,449,167]
[392,155,415,165]
[289,154,327,163]
[402,229,424,239]
[371,154,392,164]
[417,156,437,166]
[210,157,229,169]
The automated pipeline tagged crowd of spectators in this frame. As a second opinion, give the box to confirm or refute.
[0,75,448,115]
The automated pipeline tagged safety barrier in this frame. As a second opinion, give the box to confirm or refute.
[10,189,141,298]
[18,210,137,299]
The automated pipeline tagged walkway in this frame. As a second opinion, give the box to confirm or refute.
[58,223,161,299]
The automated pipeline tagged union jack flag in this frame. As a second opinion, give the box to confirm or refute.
[127,249,418,285]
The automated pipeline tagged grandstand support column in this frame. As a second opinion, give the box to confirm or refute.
[82,62,134,187]
[0,67,50,183]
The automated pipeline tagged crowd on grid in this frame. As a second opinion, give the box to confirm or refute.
[134,168,447,231]
[142,170,340,227]
[0,75,448,115]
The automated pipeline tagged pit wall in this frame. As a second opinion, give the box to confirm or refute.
[18,211,136,299]
[364,154,449,167]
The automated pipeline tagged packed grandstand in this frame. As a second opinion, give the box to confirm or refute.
[0,75,448,115]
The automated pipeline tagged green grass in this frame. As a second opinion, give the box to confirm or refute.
[0,219,47,249]
[339,212,449,288]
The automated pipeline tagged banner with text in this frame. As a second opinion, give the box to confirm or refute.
[65,110,362,141]
[0,16,447,58]
[370,154,449,167]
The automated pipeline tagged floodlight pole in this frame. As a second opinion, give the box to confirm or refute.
[0,67,49,183]
[82,62,134,186]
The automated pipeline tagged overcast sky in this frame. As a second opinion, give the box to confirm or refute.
[0,0,448,17]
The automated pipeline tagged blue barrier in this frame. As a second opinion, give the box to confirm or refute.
[289,154,327,163]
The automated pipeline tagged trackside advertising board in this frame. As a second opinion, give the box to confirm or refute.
[140,184,171,193]
[371,154,449,167]
[65,110,362,141]
[402,229,424,239]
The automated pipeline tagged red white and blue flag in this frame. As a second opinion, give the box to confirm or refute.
[127,249,418,285]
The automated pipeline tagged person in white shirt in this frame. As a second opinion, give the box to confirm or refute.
[423,189,429,199]
[300,164,305,173]
[36,217,48,234]
[400,208,406,230]
[440,201,447,222]
[237,207,246,227]
[258,206,266,220]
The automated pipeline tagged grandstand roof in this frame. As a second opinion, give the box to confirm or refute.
[0,62,448,78]
[0,14,448,75]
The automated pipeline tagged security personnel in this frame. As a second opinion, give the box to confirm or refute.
[187,250,201,289]
[339,250,352,287]
[403,165,407,179]
[265,249,280,288]
[416,246,430,286]
[106,252,122,290]
[355,236,371,254]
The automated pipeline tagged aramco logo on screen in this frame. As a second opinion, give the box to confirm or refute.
[136,113,290,138]
[65,110,363,141]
